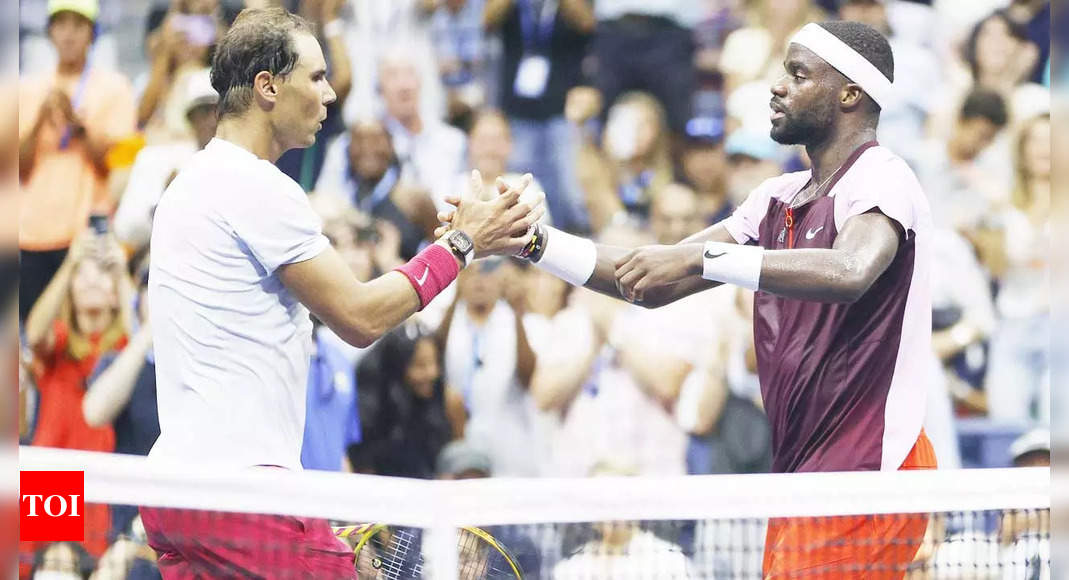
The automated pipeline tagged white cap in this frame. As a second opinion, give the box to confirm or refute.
[1009,428,1050,461]
[184,68,218,114]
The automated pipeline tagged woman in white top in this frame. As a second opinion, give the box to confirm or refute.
[983,113,1050,424]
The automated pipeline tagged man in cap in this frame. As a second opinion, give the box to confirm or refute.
[18,0,136,321]
[114,68,219,253]
[442,19,936,576]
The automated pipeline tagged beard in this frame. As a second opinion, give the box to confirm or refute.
[770,101,836,146]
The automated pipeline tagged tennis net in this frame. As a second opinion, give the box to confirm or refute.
[19,446,1050,579]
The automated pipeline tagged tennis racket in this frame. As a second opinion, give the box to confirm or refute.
[334,523,524,579]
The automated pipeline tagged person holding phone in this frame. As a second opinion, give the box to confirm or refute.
[18,0,136,322]
[137,0,224,144]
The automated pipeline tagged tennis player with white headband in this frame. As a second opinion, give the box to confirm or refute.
[442,19,936,577]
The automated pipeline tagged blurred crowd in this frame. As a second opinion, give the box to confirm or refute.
[16,0,1051,577]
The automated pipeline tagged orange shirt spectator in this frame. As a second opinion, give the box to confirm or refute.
[18,0,135,322]
[18,65,135,251]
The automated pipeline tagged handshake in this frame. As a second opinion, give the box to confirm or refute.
[433,170,546,260]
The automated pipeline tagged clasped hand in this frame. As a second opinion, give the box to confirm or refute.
[613,243,703,304]
[435,170,546,259]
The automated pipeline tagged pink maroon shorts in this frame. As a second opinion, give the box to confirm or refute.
[140,506,356,579]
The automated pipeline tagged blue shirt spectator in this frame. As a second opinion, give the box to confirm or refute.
[301,329,361,472]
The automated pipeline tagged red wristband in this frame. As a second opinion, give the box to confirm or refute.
[394,243,460,310]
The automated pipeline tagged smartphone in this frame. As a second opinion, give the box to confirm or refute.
[88,214,109,235]
[172,13,217,47]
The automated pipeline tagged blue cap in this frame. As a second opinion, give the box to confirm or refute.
[684,116,726,145]
[725,130,780,162]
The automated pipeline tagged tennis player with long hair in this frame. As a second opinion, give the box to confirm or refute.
[444,20,937,578]
[139,7,543,578]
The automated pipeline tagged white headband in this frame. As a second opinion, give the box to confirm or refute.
[789,23,893,109]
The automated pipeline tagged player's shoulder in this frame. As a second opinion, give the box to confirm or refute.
[755,170,811,202]
[855,145,920,182]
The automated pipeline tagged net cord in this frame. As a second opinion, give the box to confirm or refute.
[17,446,1050,526]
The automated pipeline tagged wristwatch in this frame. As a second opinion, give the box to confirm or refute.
[445,230,474,267]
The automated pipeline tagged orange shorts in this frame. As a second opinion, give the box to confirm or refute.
[762,431,938,579]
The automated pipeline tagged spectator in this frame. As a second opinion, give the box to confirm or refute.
[113,67,218,254]
[928,227,996,418]
[137,0,224,144]
[649,183,706,247]
[995,428,1050,578]
[434,438,545,576]
[1005,0,1050,85]
[30,541,94,580]
[928,8,1042,139]
[377,45,468,209]
[91,521,162,580]
[683,288,772,477]
[429,0,488,129]
[485,0,594,233]
[837,0,944,157]
[307,192,406,367]
[301,322,361,472]
[25,232,132,454]
[345,0,445,126]
[983,113,1050,425]
[81,261,159,538]
[348,324,464,478]
[579,92,674,230]
[551,462,693,579]
[436,437,493,479]
[723,128,783,207]
[438,258,541,476]
[912,88,1010,230]
[23,232,131,560]
[18,0,136,322]
[962,10,1040,97]
[534,224,728,477]
[591,0,703,135]
[679,117,731,224]
[719,0,824,93]
[275,0,353,190]
[316,117,439,259]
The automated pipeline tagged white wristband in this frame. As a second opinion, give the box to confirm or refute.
[535,226,597,287]
[701,242,763,291]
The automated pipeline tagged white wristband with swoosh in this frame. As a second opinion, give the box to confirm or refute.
[701,242,763,291]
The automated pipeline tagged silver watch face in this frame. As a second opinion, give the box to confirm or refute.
[449,231,473,255]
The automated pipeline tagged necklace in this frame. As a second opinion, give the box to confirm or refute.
[780,159,847,248]
[791,162,843,209]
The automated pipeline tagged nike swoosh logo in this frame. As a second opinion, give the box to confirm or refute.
[416,267,429,286]
[805,226,825,240]
[704,249,726,260]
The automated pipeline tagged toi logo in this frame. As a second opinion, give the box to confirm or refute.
[20,471,84,542]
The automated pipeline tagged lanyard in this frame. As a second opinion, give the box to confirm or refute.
[354,164,399,213]
[518,0,557,52]
[462,323,484,410]
[59,62,92,150]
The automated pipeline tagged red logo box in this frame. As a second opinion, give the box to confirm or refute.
[20,471,84,542]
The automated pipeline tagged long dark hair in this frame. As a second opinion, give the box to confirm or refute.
[349,323,451,478]
[964,10,1032,82]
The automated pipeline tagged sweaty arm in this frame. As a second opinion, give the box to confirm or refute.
[280,242,459,349]
[606,210,902,305]
[756,211,902,302]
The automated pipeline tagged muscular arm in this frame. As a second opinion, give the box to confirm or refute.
[758,211,902,302]
[615,211,903,305]
[279,242,462,348]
